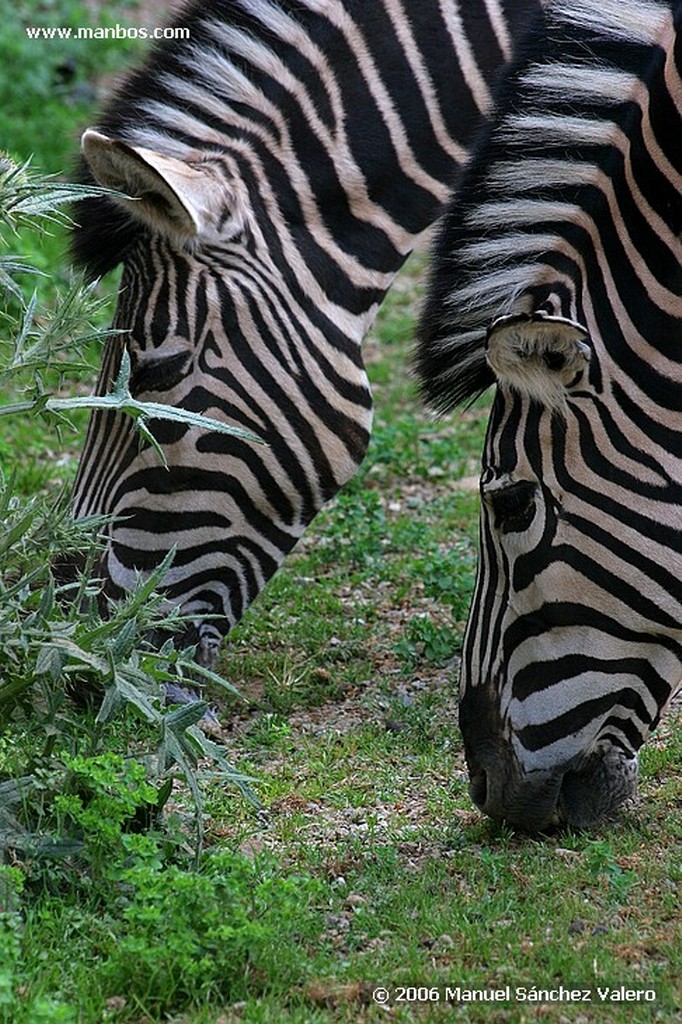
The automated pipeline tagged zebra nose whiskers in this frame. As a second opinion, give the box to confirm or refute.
[459,684,635,830]
[463,735,639,832]
[466,753,564,832]
[557,748,639,828]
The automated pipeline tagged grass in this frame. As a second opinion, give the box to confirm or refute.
[0,0,141,287]
[1,4,680,1023]
[0,0,132,493]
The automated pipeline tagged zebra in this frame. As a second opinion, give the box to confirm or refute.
[68,0,541,669]
[416,0,682,830]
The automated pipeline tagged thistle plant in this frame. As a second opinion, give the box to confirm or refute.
[0,157,256,870]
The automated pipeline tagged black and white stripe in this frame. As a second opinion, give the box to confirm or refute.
[69,0,540,666]
[417,0,682,829]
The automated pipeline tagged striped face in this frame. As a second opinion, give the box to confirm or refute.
[415,0,682,830]
[459,314,682,831]
[71,135,375,665]
[67,1,546,665]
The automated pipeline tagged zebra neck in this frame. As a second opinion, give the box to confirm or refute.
[73,0,547,282]
[417,0,682,413]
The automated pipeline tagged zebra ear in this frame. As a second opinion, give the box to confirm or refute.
[486,311,591,411]
[81,129,226,243]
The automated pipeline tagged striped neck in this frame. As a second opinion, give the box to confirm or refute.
[72,0,541,309]
[417,0,682,413]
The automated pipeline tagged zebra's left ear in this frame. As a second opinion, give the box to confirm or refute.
[81,129,230,244]
[486,311,591,411]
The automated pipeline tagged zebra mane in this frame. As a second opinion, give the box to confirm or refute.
[415,0,674,412]
[70,0,325,276]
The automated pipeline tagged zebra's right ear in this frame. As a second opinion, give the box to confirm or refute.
[486,311,591,412]
[80,129,229,244]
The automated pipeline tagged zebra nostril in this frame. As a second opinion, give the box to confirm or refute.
[469,769,488,809]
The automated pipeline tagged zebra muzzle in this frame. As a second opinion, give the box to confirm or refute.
[465,746,638,832]
[556,749,639,829]
[467,758,563,832]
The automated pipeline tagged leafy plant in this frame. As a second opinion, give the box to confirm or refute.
[50,752,167,882]
[0,156,259,878]
[584,840,635,901]
[98,850,323,1011]
[393,615,457,667]
[420,543,477,621]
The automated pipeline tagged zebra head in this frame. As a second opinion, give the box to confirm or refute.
[70,0,547,665]
[71,125,377,666]
[461,311,679,831]
[417,0,682,831]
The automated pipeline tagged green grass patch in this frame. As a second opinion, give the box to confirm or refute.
[0,1,141,295]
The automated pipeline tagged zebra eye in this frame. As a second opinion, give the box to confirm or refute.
[486,480,537,534]
[129,347,192,395]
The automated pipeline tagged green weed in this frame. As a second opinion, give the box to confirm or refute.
[0,0,140,303]
[419,544,477,621]
[393,616,457,667]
